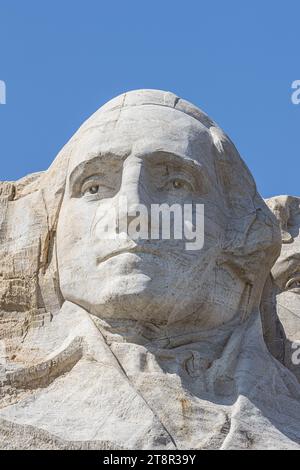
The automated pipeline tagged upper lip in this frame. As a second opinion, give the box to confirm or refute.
[96,245,162,264]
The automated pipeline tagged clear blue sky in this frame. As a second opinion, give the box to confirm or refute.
[0,1,299,198]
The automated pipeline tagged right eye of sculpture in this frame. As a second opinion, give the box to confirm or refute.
[166,177,193,192]
[88,185,99,194]
[81,180,101,196]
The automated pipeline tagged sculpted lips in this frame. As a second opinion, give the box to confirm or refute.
[96,246,162,265]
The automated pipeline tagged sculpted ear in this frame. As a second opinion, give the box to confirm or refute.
[210,126,280,256]
[209,127,281,316]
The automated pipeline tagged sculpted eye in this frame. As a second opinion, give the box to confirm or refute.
[172,179,184,189]
[286,276,300,291]
[81,180,101,196]
[79,176,117,199]
[80,176,102,196]
[87,185,100,195]
[166,178,193,192]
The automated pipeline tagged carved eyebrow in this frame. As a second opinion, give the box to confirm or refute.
[141,150,210,193]
[141,150,204,174]
[68,153,124,194]
[68,149,208,196]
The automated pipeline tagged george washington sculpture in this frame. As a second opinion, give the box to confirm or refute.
[1,90,300,450]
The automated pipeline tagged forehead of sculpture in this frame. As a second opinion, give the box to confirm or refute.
[68,103,215,177]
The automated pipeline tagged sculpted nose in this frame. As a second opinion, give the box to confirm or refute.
[118,157,149,208]
[116,157,151,234]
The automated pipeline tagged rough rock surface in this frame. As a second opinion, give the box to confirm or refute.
[262,196,300,382]
[1,90,300,450]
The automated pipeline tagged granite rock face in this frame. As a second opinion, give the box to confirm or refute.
[1,90,300,450]
[262,196,300,382]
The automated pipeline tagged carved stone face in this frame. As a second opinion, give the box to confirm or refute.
[56,97,267,329]
[268,197,300,350]
[272,235,300,328]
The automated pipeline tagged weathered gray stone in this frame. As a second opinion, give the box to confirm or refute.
[1,90,300,450]
[262,196,300,383]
